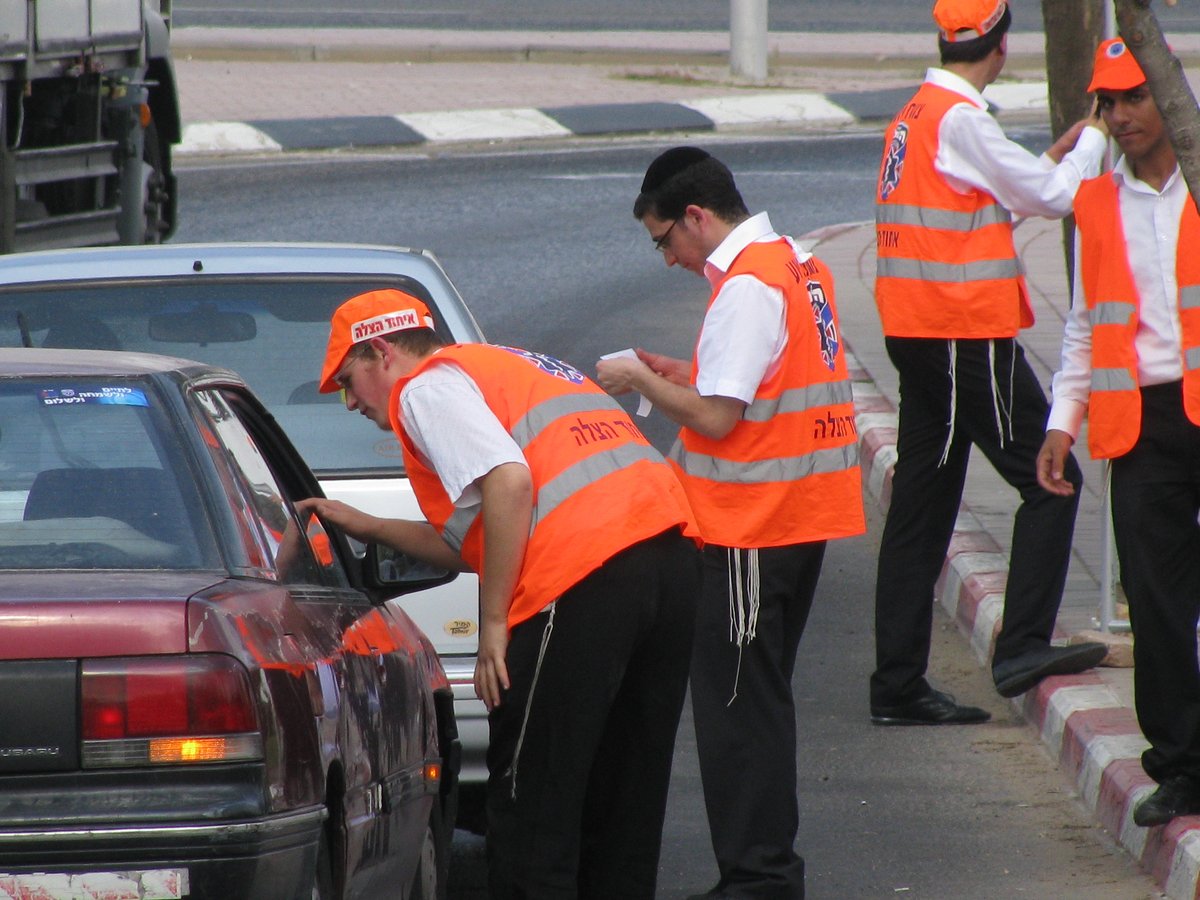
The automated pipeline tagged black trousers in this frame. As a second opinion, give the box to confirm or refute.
[1110,381,1200,784]
[871,337,1081,706]
[691,541,826,900]
[485,529,700,900]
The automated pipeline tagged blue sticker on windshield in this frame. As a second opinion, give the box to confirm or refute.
[38,387,150,407]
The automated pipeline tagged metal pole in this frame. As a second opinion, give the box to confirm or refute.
[1098,462,1129,632]
[730,0,768,83]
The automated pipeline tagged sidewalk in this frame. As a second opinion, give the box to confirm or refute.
[169,27,1198,897]
[172,27,1200,154]
[810,219,1188,896]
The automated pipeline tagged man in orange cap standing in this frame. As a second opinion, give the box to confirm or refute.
[301,289,701,898]
[1039,37,1200,828]
[871,0,1110,726]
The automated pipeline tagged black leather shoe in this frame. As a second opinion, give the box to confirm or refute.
[1133,775,1200,827]
[992,642,1108,699]
[870,688,991,726]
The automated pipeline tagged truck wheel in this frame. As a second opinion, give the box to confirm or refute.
[141,121,171,244]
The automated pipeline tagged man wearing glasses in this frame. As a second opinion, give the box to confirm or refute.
[596,147,864,900]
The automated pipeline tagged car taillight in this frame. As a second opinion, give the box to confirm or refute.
[80,655,263,768]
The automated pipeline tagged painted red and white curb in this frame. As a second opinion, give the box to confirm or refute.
[175,85,1052,155]
[849,348,1200,899]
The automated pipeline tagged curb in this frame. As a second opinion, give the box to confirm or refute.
[176,83,1054,156]
[168,27,1054,68]
[842,340,1200,900]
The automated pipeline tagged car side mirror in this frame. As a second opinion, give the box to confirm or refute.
[362,542,457,597]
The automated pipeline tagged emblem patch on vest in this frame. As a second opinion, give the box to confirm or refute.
[879,122,907,201]
[808,280,840,371]
[499,346,586,384]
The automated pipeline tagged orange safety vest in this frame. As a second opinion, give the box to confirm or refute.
[875,81,1032,338]
[670,240,865,548]
[388,343,697,629]
[1073,175,1200,459]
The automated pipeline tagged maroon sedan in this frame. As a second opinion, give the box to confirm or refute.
[0,349,458,899]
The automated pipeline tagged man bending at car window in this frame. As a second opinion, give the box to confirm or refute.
[300,289,701,900]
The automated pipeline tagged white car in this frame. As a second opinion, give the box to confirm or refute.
[0,243,491,828]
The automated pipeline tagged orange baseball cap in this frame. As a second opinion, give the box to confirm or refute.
[1088,38,1148,92]
[319,289,435,393]
[933,0,1008,42]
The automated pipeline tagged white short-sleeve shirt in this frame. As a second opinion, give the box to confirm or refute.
[399,360,528,507]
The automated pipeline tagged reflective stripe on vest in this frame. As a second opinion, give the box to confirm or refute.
[875,257,1022,284]
[1089,301,1136,327]
[1182,223,1200,407]
[442,506,477,553]
[429,395,669,553]
[671,442,859,485]
[741,380,852,423]
[1090,367,1138,394]
[875,202,1012,231]
[536,442,664,523]
[511,393,626,447]
[444,441,665,550]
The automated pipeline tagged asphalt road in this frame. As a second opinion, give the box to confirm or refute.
[172,0,1200,34]
[173,135,1164,897]
[446,504,1155,899]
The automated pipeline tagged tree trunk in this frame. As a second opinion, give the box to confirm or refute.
[1114,0,1200,207]
[1041,0,1105,295]
[1043,0,1106,140]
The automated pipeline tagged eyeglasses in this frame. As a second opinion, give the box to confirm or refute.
[333,354,365,401]
[652,219,679,254]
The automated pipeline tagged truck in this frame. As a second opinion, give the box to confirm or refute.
[0,1,179,254]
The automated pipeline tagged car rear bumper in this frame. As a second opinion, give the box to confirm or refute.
[0,806,324,899]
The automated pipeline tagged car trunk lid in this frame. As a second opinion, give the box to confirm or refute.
[0,571,222,659]
[0,571,224,774]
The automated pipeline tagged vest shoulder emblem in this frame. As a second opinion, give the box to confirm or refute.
[498,345,586,383]
[880,122,908,201]
[807,279,840,372]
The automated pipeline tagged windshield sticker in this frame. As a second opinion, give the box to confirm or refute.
[38,387,150,407]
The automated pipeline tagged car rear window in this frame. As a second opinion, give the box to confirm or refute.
[0,376,218,569]
[0,278,444,475]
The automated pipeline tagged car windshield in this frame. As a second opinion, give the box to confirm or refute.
[0,375,218,570]
[0,278,434,475]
